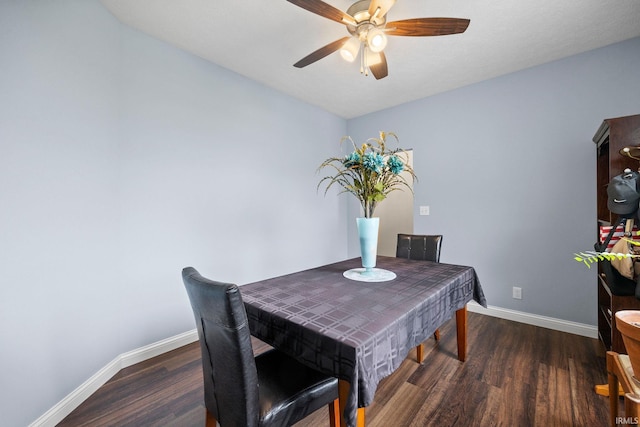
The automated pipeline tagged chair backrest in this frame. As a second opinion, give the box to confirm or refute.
[182,267,260,427]
[396,233,443,262]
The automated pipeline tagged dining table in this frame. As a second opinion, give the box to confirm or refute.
[241,256,487,427]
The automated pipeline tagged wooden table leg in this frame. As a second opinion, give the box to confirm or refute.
[338,379,365,427]
[456,305,467,362]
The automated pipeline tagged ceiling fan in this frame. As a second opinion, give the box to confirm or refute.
[288,0,470,80]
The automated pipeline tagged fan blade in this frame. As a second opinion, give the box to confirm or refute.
[287,0,356,25]
[385,18,470,37]
[369,52,388,80]
[293,37,351,68]
[368,0,396,19]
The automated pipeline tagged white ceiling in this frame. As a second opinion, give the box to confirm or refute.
[99,0,640,119]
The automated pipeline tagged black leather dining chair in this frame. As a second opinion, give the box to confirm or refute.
[182,267,339,427]
[396,233,443,262]
[396,234,444,361]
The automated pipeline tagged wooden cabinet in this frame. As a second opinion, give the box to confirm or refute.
[593,113,640,352]
[597,274,640,351]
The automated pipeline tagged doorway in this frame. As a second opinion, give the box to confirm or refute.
[376,150,414,256]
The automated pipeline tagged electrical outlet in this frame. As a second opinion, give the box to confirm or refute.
[419,206,430,216]
[512,286,522,300]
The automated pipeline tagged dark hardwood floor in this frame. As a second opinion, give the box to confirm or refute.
[58,312,613,426]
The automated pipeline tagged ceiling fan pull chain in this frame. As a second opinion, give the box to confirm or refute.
[364,45,372,76]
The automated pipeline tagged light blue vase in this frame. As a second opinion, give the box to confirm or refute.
[356,217,379,271]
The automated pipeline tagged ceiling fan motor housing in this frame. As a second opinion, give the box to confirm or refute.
[346,0,386,37]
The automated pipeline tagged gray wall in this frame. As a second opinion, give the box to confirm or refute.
[347,36,640,325]
[0,2,346,426]
[3,1,640,425]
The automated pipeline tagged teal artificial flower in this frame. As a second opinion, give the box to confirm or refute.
[343,152,361,167]
[363,152,385,173]
[387,155,404,174]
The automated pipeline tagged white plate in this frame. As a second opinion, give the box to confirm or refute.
[343,268,396,282]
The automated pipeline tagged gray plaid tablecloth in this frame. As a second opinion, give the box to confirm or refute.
[241,257,486,427]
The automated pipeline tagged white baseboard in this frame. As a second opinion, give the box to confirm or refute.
[466,301,598,339]
[29,305,598,427]
[29,329,198,427]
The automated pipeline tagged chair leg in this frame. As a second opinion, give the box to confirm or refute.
[607,351,620,427]
[328,398,340,427]
[206,409,217,427]
[625,393,640,419]
[416,343,425,363]
[415,329,441,363]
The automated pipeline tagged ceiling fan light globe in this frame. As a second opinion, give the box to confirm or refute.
[365,49,382,66]
[367,28,387,53]
[340,50,356,62]
[340,37,361,62]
